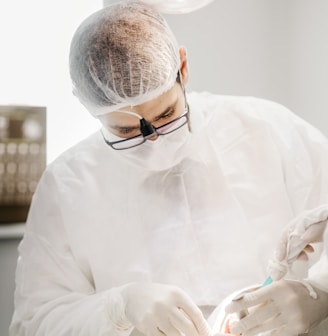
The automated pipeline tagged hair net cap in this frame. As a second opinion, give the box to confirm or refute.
[69,0,180,117]
[140,0,214,14]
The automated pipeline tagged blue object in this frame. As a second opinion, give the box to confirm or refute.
[262,276,273,287]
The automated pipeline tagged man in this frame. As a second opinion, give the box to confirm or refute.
[10,1,328,335]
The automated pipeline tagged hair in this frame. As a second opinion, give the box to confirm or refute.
[69,1,180,114]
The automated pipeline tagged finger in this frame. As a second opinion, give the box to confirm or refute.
[294,207,328,234]
[145,326,168,336]
[158,321,182,336]
[156,326,167,336]
[269,326,293,336]
[267,258,288,281]
[286,235,308,263]
[303,244,314,253]
[296,250,309,261]
[230,302,279,335]
[301,221,326,242]
[175,294,210,336]
[234,314,284,336]
[169,307,202,336]
[195,318,212,336]
[231,286,261,302]
[226,286,276,312]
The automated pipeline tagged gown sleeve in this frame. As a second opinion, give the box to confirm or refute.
[9,168,131,336]
[253,98,328,291]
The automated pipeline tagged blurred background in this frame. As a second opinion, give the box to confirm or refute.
[0,0,327,335]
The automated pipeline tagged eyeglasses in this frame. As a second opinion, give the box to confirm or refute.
[101,75,190,150]
[101,105,190,150]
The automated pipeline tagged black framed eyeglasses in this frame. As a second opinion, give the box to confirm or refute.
[101,105,189,150]
[101,73,190,150]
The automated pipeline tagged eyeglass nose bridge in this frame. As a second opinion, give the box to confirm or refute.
[140,118,158,139]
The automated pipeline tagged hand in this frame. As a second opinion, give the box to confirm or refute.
[225,279,328,336]
[121,283,212,336]
[268,204,328,280]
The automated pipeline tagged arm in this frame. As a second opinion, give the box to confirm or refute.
[10,169,211,336]
[225,100,328,335]
[10,170,119,336]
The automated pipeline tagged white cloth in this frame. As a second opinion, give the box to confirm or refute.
[10,92,328,335]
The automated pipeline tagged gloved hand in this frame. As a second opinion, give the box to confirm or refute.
[268,204,328,281]
[108,282,213,336]
[225,279,328,336]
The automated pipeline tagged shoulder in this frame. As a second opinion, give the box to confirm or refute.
[48,132,101,169]
[41,131,114,188]
[187,91,299,138]
[187,91,294,124]
[187,91,328,152]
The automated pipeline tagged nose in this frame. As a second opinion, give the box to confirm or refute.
[148,134,159,141]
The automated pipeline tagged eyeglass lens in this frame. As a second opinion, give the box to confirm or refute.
[104,111,188,150]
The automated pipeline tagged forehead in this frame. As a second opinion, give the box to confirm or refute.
[132,82,181,117]
[109,82,181,121]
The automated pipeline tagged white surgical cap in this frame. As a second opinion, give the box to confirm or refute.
[69,0,180,117]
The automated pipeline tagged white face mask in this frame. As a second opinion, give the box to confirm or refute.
[114,124,192,171]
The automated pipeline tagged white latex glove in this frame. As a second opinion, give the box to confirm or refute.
[107,282,213,336]
[268,204,328,281]
[225,279,328,336]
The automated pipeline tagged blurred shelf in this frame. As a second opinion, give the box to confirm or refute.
[0,223,25,240]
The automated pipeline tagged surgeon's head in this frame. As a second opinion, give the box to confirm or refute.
[69,0,191,171]
[69,0,189,117]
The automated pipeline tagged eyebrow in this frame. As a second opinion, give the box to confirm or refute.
[109,124,140,135]
[151,99,178,123]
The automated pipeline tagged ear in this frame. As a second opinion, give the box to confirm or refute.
[179,47,189,86]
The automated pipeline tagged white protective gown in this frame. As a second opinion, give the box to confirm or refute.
[10,92,328,335]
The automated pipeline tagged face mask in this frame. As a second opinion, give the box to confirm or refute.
[114,124,192,171]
